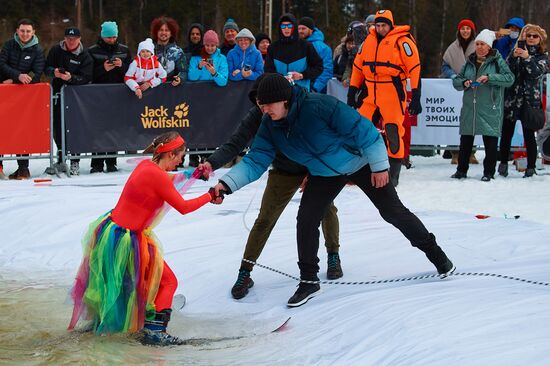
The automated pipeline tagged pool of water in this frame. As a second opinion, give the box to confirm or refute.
[0,271,281,366]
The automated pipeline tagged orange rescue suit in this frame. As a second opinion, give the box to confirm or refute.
[350,25,420,159]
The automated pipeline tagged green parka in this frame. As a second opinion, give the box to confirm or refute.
[452,50,514,137]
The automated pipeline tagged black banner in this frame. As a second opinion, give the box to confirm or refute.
[63,80,254,153]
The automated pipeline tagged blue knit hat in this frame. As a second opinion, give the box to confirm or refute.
[101,21,118,38]
[223,18,239,33]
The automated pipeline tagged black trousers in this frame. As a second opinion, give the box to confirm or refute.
[500,117,537,170]
[457,135,498,176]
[296,164,446,281]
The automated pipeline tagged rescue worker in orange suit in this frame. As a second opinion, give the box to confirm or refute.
[348,9,422,187]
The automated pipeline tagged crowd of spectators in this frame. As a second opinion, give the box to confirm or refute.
[0,12,549,182]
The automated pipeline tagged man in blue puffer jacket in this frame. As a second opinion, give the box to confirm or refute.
[213,73,455,307]
[298,17,333,93]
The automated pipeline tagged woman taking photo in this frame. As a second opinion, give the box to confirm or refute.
[451,29,514,181]
[68,132,222,346]
[498,24,549,178]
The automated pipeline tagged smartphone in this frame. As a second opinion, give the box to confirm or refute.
[107,56,116,64]
[517,40,526,49]
[57,67,66,74]
[470,81,480,88]
[243,64,251,71]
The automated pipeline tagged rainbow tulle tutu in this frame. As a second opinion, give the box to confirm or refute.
[68,211,164,334]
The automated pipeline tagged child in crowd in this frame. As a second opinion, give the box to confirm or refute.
[188,30,228,86]
[227,28,264,81]
[125,38,167,99]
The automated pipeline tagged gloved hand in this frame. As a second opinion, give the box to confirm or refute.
[347,85,368,109]
[408,88,422,115]
[208,187,224,204]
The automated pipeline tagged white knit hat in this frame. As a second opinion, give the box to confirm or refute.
[138,38,155,55]
[475,29,496,47]
[235,28,255,43]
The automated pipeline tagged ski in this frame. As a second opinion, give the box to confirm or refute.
[175,317,291,346]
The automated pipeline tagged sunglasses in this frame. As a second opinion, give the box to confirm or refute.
[280,24,294,29]
[526,34,540,39]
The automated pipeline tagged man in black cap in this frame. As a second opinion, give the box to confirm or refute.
[197,75,343,301]
[45,26,93,175]
[298,16,333,93]
[213,73,455,307]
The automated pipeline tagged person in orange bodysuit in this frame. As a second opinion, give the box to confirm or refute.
[68,131,223,346]
[348,9,422,186]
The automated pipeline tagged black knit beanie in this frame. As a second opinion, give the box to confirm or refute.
[299,17,316,31]
[257,73,292,105]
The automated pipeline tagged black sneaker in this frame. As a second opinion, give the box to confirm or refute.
[287,282,321,307]
[480,175,493,182]
[523,168,536,178]
[437,259,456,279]
[498,163,508,177]
[450,171,467,179]
[140,328,185,346]
[90,167,104,174]
[327,253,343,280]
[231,270,254,299]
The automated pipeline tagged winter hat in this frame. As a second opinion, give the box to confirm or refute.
[457,19,476,32]
[101,21,118,38]
[249,73,268,105]
[138,38,155,55]
[374,10,393,26]
[364,14,376,25]
[299,17,315,31]
[257,73,293,105]
[475,29,496,47]
[223,18,239,33]
[203,30,219,45]
[255,32,271,48]
[64,27,81,37]
[235,28,255,43]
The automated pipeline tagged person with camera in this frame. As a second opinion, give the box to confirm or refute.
[451,29,514,181]
[227,28,264,81]
[87,21,132,174]
[45,27,93,176]
[499,24,549,178]
[188,30,228,86]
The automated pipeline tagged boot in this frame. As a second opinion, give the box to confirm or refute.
[417,233,455,277]
[231,269,254,299]
[388,157,402,187]
[523,168,536,178]
[0,166,6,180]
[497,162,508,177]
[450,170,467,179]
[469,152,479,164]
[326,253,343,280]
[8,167,31,180]
[69,161,80,176]
[140,309,185,346]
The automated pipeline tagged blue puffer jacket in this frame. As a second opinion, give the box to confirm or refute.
[221,86,389,193]
[307,28,334,92]
[188,48,228,86]
[227,44,264,81]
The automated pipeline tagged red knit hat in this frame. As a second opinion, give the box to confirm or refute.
[457,19,476,32]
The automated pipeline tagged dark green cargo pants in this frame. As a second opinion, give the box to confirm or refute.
[240,169,340,272]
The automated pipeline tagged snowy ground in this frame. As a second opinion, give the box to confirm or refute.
[1,154,549,365]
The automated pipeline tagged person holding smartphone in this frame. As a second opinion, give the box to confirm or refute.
[188,30,228,86]
[451,29,514,181]
[499,24,549,178]
[227,28,264,81]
